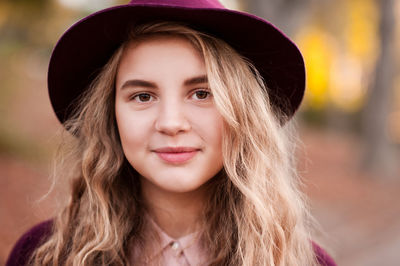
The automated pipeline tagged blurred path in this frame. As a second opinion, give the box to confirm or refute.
[0,156,67,265]
[300,128,400,266]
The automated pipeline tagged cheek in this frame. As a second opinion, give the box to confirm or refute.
[192,107,224,148]
[115,106,152,152]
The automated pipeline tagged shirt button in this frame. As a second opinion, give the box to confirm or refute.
[171,241,180,251]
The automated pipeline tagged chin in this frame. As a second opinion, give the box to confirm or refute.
[161,180,207,193]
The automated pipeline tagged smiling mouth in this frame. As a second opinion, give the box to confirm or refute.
[153,147,200,164]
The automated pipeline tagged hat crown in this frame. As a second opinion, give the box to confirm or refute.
[128,0,225,9]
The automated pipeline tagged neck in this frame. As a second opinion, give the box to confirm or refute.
[141,179,207,239]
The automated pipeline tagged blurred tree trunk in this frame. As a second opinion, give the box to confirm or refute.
[361,0,397,178]
[244,0,311,37]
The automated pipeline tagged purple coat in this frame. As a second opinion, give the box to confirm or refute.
[6,220,336,265]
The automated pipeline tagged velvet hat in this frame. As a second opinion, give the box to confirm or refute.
[48,0,305,124]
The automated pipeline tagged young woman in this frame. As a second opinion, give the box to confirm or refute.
[7,0,336,265]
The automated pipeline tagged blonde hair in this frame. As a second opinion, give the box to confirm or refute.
[30,22,318,265]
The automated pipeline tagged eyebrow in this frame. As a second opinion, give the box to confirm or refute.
[120,75,208,90]
[184,75,208,86]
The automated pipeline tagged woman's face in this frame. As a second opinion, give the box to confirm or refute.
[115,35,224,194]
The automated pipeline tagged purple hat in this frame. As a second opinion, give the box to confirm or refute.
[48,0,305,124]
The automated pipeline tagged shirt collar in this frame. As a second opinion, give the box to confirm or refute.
[147,215,207,266]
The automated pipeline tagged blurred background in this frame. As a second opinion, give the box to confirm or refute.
[0,0,399,265]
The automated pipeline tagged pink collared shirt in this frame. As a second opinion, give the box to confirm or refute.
[6,219,336,266]
[129,217,208,266]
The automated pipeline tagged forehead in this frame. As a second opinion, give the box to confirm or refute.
[122,34,202,61]
[128,33,200,50]
[116,35,206,84]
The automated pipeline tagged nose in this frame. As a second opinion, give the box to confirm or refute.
[155,101,191,135]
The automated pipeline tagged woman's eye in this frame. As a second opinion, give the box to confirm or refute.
[132,93,153,102]
[192,89,211,100]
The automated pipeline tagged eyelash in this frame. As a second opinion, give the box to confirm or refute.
[130,89,212,103]
[191,89,212,100]
[131,93,153,102]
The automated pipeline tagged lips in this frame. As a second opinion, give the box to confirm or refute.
[153,147,200,163]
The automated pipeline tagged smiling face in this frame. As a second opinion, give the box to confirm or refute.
[115,35,224,194]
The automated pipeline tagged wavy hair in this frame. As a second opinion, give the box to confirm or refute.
[30,22,318,265]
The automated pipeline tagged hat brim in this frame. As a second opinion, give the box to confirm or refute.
[48,4,305,124]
